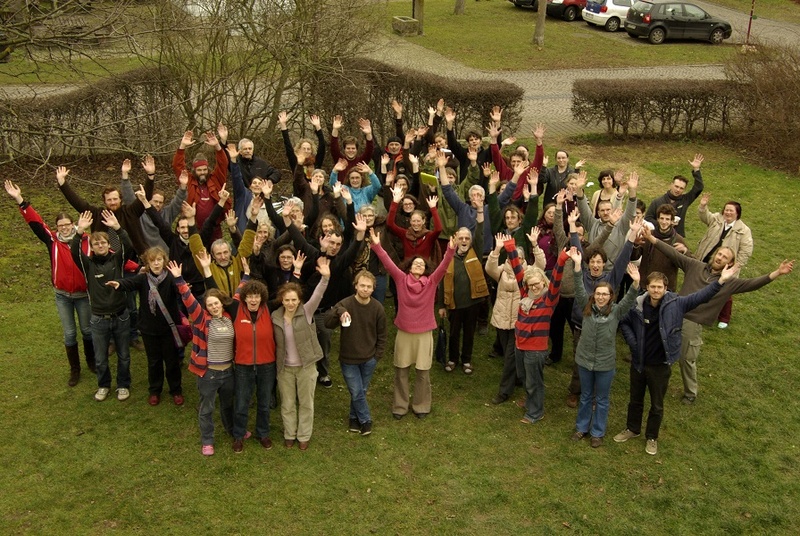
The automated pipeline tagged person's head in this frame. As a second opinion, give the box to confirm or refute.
[588,250,607,278]
[204,288,233,319]
[555,150,569,169]
[240,280,269,312]
[102,187,122,211]
[539,203,556,227]
[597,200,613,223]
[276,244,297,271]
[386,136,402,155]
[444,167,458,186]
[656,204,677,232]
[55,213,75,240]
[468,185,485,209]
[359,205,377,228]
[584,282,615,316]
[142,246,168,275]
[498,181,508,195]
[325,231,344,257]
[310,168,328,185]
[404,256,430,279]
[277,282,304,314]
[598,170,615,190]
[89,231,110,256]
[503,206,523,231]
[192,154,209,183]
[455,227,473,254]
[249,177,263,196]
[294,138,315,159]
[509,149,527,169]
[353,270,376,301]
[238,138,255,159]
[210,239,232,267]
[176,217,190,240]
[434,135,447,149]
[256,222,274,243]
[466,131,482,151]
[286,197,305,226]
[646,272,669,304]
[317,213,342,238]
[524,265,549,299]
[574,220,585,242]
[565,173,579,194]
[395,174,410,194]
[723,202,742,224]
[348,169,364,189]
[669,175,688,197]
[710,246,735,272]
[409,210,427,233]
[400,194,417,214]
[635,199,647,219]
[342,136,359,160]
[150,190,166,211]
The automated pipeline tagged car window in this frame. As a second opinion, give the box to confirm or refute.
[664,3,684,16]
[617,0,631,6]
[634,1,653,13]
[683,4,706,18]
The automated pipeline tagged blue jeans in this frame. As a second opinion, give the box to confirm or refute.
[576,366,616,438]
[233,363,276,440]
[90,312,131,389]
[340,358,378,424]
[373,274,388,304]
[197,367,235,446]
[54,291,91,346]
[314,312,332,378]
[520,349,547,423]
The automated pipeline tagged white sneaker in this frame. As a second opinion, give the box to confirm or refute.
[117,388,130,401]
[94,387,110,401]
[717,322,728,329]
[646,439,658,455]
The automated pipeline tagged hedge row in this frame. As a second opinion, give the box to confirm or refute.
[571,79,739,138]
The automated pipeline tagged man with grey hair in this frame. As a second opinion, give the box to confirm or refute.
[235,137,282,188]
[441,174,493,256]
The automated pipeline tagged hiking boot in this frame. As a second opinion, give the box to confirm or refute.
[233,439,244,453]
[590,436,603,448]
[348,418,360,433]
[646,439,658,455]
[613,429,640,443]
[360,422,373,436]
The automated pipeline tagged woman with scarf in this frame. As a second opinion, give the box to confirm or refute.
[5,179,95,386]
[536,203,558,275]
[386,185,442,262]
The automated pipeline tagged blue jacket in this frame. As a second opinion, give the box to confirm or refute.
[620,281,722,372]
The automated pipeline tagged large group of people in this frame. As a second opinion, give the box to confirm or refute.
[7,100,795,457]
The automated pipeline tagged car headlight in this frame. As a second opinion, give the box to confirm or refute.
[551,0,564,4]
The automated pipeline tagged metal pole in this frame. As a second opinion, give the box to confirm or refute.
[745,0,755,47]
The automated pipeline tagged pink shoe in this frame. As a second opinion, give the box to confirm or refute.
[244,431,252,440]
[201,444,214,456]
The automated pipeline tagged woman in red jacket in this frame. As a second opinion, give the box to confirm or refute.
[386,185,442,262]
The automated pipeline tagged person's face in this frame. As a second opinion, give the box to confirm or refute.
[355,276,375,301]
[148,254,166,275]
[278,251,294,271]
[597,203,612,223]
[290,207,304,225]
[90,237,109,256]
[344,143,358,159]
[396,179,409,195]
[505,210,521,230]
[556,151,568,169]
[588,254,604,277]
[566,178,577,193]
[670,179,687,197]
[527,277,546,298]
[176,219,190,240]
[360,210,376,227]
[212,243,231,267]
[320,218,336,235]
[510,155,523,169]
[326,235,343,256]
[575,226,585,242]
[456,230,472,253]
[250,177,263,195]
[401,198,415,214]
[467,135,481,150]
[647,280,666,304]
[240,142,254,159]
[710,249,734,271]
[410,257,426,277]
[348,172,362,188]
[298,142,312,157]
[311,170,325,184]
[657,213,673,232]
[544,206,555,225]
[282,290,300,314]
[244,293,261,312]
[205,296,224,318]
[635,207,644,219]
[593,286,612,308]
[194,166,209,183]
[387,141,401,155]
[104,191,121,211]
[435,136,447,149]
[723,204,738,224]
[601,175,614,189]
[56,218,74,238]
[498,182,507,194]
[151,193,165,211]
[409,214,425,232]
[256,226,271,242]
[470,191,484,209]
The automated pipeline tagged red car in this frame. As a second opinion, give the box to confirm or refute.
[546,0,587,21]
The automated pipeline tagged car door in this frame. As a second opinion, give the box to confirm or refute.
[661,3,687,39]
[682,3,711,40]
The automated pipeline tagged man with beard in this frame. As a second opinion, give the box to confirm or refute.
[644,153,704,237]
[638,204,688,291]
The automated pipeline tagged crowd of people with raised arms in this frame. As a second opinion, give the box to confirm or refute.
[7,100,795,457]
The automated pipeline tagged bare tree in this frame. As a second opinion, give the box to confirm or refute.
[454,0,466,15]
[532,2,546,47]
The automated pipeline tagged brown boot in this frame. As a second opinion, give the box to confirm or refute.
[83,338,96,374]
[66,344,81,387]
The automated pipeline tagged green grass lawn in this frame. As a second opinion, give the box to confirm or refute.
[708,0,800,25]
[1,139,799,533]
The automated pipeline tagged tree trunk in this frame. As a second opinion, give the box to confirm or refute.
[454,0,466,15]
[532,2,546,47]
[414,0,425,34]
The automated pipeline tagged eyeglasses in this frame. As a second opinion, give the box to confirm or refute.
[594,292,611,297]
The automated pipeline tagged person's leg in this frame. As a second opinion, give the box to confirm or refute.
[373,274,388,304]
[718,296,733,324]
[141,334,164,395]
[393,366,410,416]
[576,365,595,434]
[217,368,235,437]
[411,368,432,415]
[644,364,672,440]
[55,292,81,385]
[233,365,255,440]
[341,360,376,424]
[112,312,132,389]
[567,328,583,401]
[625,365,646,434]
[74,296,94,370]
[522,350,546,422]
[278,367,299,440]
[296,363,319,442]
[590,368,616,438]
[314,312,332,382]
[90,315,112,389]
[255,363,276,440]
[447,308,463,366]
[497,329,518,398]
[459,303,480,365]
[163,338,183,396]
[679,319,703,400]
[196,373,219,446]
[341,363,362,422]
[548,297,571,363]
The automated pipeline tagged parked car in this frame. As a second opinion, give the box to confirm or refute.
[509,0,539,11]
[625,0,732,44]
[582,0,633,32]
[546,0,587,21]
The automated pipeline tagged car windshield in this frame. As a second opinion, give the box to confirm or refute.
[632,1,653,12]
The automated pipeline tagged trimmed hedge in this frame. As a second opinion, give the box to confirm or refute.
[572,79,738,138]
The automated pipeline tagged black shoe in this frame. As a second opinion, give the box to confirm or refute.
[360,422,373,436]
[392,413,404,420]
[491,394,509,405]
[413,412,428,420]
[319,376,333,388]
[348,418,360,433]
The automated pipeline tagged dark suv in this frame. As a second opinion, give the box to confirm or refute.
[625,0,732,44]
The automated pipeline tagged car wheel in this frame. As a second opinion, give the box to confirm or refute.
[709,27,725,44]
[648,27,666,44]
[563,6,578,21]
[532,0,539,11]
[604,17,620,32]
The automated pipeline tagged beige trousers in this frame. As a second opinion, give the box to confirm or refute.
[278,363,319,442]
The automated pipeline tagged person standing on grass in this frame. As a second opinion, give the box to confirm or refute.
[271,257,331,451]
[570,250,640,449]
[615,265,738,456]
[70,209,133,403]
[5,180,95,387]
[370,228,456,420]
[325,270,387,437]
[503,235,569,426]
